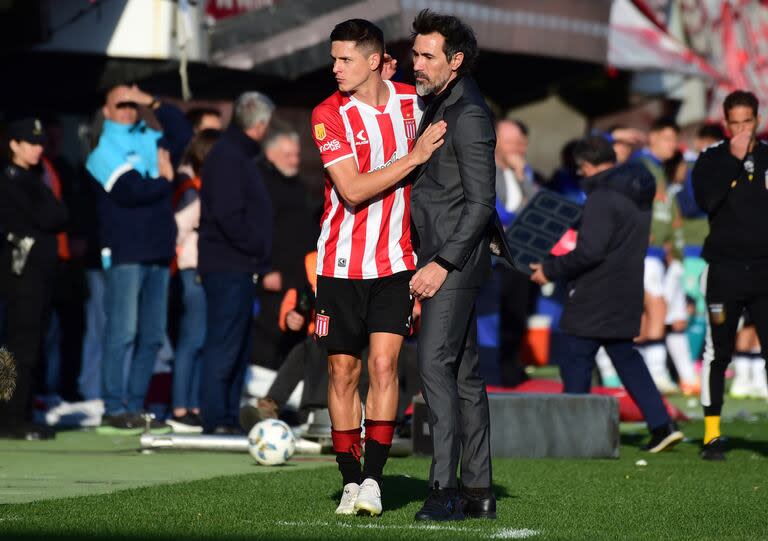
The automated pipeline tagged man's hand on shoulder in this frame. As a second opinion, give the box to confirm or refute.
[410,121,447,166]
[529,263,549,285]
[409,261,448,300]
[381,53,398,81]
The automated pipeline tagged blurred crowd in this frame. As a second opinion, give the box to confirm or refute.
[0,82,764,441]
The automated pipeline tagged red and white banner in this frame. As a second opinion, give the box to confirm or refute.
[205,0,274,20]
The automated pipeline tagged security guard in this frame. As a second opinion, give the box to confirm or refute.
[0,117,68,439]
[692,90,768,460]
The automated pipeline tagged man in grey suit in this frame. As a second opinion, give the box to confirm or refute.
[408,9,513,522]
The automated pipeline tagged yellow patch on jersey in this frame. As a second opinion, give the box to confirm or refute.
[314,123,326,141]
[731,180,737,188]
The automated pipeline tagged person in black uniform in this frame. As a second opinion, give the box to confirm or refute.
[692,90,768,461]
[0,118,68,439]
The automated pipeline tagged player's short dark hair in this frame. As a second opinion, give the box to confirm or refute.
[330,19,384,59]
[411,9,478,75]
[573,135,617,167]
[650,117,680,134]
[186,107,221,130]
[696,123,725,141]
[723,90,759,118]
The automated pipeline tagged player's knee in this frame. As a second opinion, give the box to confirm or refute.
[368,354,397,387]
[329,361,360,391]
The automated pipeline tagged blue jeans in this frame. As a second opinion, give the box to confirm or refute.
[173,269,205,410]
[200,271,254,431]
[558,334,671,431]
[79,270,105,400]
[102,264,169,415]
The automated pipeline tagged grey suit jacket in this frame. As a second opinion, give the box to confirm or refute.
[411,76,514,289]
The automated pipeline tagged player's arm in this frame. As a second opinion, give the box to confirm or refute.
[326,121,446,206]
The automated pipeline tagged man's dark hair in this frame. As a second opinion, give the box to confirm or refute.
[696,123,725,141]
[411,9,478,75]
[330,19,384,59]
[186,107,221,130]
[650,117,680,134]
[723,90,759,118]
[573,135,617,167]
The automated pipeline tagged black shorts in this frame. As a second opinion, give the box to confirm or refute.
[314,270,415,356]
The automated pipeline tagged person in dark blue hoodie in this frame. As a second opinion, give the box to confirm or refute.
[86,84,191,434]
[529,135,685,453]
[198,92,274,434]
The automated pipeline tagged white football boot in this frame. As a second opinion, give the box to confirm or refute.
[335,483,360,515]
[354,478,382,516]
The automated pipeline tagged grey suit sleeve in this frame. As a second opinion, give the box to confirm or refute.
[437,105,496,270]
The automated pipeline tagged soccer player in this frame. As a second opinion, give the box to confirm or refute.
[310,19,446,515]
[634,118,685,393]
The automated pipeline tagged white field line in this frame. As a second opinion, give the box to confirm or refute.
[276,520,540,539]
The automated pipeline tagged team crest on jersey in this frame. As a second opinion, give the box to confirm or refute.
[314,123,326,141]
[315,314,330,337]
[404,118,417,140]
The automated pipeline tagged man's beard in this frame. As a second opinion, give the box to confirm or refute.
[414,71,449,97]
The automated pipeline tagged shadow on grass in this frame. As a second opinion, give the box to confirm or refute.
[330,475,513,512]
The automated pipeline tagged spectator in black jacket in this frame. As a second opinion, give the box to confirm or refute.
[0,118,68,440]
[198,91,275,434]
[530,135,684,453]
[252,124,319,370]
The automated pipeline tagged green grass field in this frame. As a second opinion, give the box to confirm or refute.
[1,412,767,541]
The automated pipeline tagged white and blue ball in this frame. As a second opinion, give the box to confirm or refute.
[247,419,296,465]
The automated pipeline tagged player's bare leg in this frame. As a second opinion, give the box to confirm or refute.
[328,353,363,514]
[354,332,403,516]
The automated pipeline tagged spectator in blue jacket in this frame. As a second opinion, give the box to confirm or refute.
[86,84,191,434]
[198,91,275,434]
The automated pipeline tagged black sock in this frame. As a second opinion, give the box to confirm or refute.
[336,452,362,486]
[362,439,390,485]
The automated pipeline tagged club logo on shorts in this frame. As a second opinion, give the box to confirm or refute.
[709,303,726,325]
[315,314,330,337]
[404,118,417,140]
[314,123,326,141]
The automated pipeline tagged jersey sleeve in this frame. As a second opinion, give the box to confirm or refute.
[311,104,353,168]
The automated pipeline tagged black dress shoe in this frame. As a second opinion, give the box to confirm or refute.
[460,488,497,519]
[414,483,464,521]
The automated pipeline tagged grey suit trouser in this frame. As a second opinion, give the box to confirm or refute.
[418,286,492,489]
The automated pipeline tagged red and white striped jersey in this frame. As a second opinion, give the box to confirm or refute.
[311,80,424,280]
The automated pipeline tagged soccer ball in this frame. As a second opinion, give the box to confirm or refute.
[248,419,296,466]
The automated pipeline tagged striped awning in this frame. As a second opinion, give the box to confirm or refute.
[209,0,612,78]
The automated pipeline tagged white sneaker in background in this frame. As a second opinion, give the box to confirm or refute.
[354,478,382,516]
[729,356,752,398]
[335,483,360,515]
[750,358,768,399]
[652,377,680,395]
